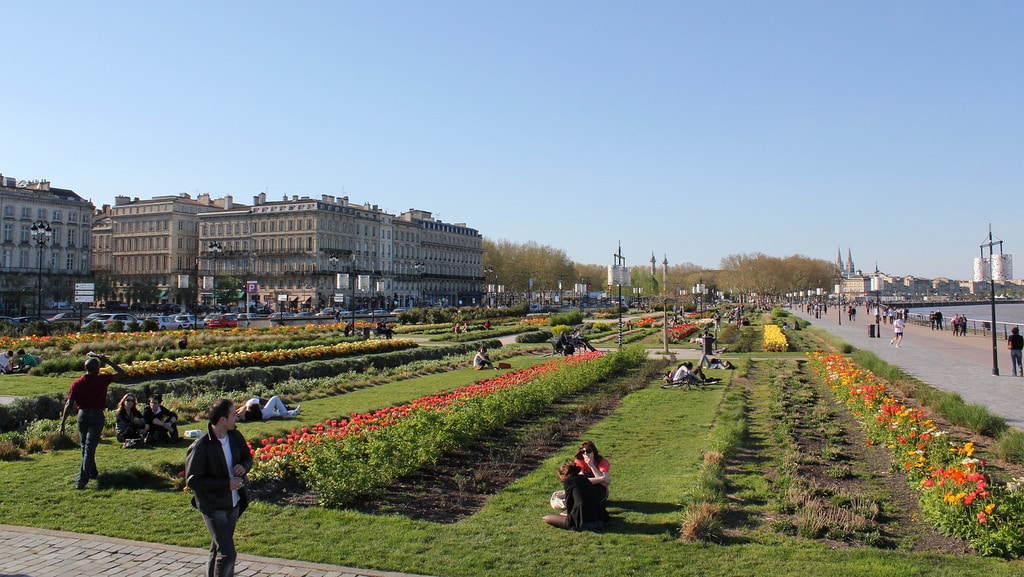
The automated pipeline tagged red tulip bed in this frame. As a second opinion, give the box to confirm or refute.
[809,351,1024,558]
[248,346,646,508]
[665,323,699,344]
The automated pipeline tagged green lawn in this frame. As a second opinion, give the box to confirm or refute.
[3,351,1024,576]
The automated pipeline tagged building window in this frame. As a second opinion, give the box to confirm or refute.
[21,207,31,219]
[52,210,62,222]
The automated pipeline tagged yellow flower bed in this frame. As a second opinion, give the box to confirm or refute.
[107,338,416,379]
[763,324,789,352]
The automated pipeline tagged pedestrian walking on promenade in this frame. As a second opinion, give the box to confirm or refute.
[59,353,127,489]
[890,317,905,348]
[185,399,252,577]
[1008,327,1024,377]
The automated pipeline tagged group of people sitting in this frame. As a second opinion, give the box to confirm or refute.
[116,393,302,448]
[544,440,611,531]
[0,349,41,374]
[114,393,181,447]
[553,329,597,356]
[662,357,734,387]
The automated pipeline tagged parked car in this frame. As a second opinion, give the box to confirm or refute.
[47,312,76,322]
[153,315,186,330]
[92,313,140,331]
[14,316,49,325]
[174,314,206,330]
[268,312,295,320]
[205,313,238,328]
[390,307,409,314]
[0,316,20,327]
[370,309,391,316]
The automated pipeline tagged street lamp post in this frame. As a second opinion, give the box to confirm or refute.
[329,253,340,314]
[980,226,1003,376]
[30,221,52,317]
[348,252,358,329]
[611,243,628,348]
[207,242,223,310]
[413,261,424,307]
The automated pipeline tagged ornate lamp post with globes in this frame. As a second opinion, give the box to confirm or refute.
[30,221,52,317]
[207,242,223,309]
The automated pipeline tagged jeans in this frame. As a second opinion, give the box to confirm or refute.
[1011,349,1023,376]
[76,409,104,488]
[202,505,240,577]
[261,396,289,419]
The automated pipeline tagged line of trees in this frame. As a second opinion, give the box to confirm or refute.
[482,240,837,306]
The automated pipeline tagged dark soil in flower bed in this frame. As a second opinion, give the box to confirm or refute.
[250,360,661,522]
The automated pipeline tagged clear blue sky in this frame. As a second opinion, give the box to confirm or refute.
[4,1,1021,280]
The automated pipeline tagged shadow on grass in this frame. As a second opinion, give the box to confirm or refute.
[602,500,682,535]
[95,465,177,491]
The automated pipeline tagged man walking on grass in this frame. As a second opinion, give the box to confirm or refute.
[59,353,127,489]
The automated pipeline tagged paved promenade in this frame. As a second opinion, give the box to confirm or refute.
[789,306,1024,430]
[0,523,431,577]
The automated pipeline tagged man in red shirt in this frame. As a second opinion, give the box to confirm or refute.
[60,353,127,489]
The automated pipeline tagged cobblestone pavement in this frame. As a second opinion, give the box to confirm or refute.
[0,523,432,577]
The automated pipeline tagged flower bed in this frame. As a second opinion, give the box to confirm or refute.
[666,323,699,344]
[107,339,417,379]
[248,347,646,507]
[808,351,1024,557]
[763,324,789,352]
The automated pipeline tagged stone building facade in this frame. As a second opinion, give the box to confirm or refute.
[0,177,94,314]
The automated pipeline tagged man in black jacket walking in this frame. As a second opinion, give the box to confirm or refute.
[185,399,253,577]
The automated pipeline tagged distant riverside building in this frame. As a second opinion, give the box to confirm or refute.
[0,176,94,314]
[835,247,1022,301]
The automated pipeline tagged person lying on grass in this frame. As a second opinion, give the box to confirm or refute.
[235,396,300,421]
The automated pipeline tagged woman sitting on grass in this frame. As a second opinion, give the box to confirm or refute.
[114,394,149,444]
[543,462,609,531]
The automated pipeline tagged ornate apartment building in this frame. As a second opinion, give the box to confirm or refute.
[0,176,95,314]
[96,190,483,311]
[106,193,229,306]
[197,193,483,311]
